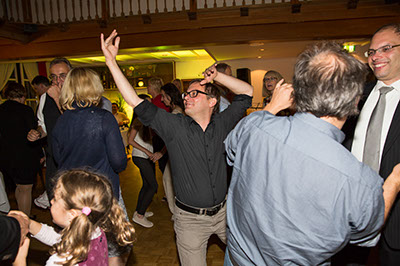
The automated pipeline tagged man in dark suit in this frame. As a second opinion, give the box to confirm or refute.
[342,23,400,265]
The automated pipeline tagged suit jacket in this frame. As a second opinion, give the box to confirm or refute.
[342,81,400,249]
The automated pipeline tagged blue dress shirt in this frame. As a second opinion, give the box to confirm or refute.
[224,112,384,265]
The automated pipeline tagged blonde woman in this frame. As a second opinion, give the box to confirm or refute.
[262,70,294,116]
[262,70,284,107]
[51,67,129,265]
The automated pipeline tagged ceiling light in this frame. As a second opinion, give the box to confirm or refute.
[250,42,264,47]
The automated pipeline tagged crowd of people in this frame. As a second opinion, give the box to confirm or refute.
[1,22,400,266]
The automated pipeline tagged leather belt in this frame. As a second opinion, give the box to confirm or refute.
[175,199,226,216]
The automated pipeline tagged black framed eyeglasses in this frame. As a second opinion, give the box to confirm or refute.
[182,90,209,99]
[264,77,278,82]
[365,44,400,57]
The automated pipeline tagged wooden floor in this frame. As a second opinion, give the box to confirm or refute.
[9,159,226,266]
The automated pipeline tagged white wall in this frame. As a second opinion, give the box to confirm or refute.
[175,57,297,105]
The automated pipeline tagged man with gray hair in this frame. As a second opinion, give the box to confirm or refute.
[27,58,72,205]
[224,42,400,265]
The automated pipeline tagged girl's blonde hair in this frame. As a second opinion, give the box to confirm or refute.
[60,67,104,110]
[51,169,135,265]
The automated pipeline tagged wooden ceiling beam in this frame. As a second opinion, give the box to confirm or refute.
[0,0,398,61]
[0,16,396,61]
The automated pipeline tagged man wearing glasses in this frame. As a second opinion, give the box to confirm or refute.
[27,58,71,204]
[342,23,400,265]
[101,29,258,266]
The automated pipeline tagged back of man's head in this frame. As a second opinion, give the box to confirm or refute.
[216,63,232,76]
[294,42,367,119]
[32,75,50,87]
[49,57,72,70]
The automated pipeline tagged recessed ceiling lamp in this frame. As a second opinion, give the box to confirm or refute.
[250,42,264,47]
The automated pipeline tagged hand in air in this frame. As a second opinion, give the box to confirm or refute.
[101,29,120,64]
[200,64,218,85]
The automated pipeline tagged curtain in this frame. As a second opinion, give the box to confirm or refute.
[23,62,39,83]
[0,63,16,93]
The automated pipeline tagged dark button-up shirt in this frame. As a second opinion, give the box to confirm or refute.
[135,94,252,208]
[225,112,384,265]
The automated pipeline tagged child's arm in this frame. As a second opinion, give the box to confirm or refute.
[30,222,60,247]
[29,219,42,236]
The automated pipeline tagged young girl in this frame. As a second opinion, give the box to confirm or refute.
[28,169,135,265]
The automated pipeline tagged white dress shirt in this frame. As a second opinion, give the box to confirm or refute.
[37,93,47,134]
[351,79,400,167]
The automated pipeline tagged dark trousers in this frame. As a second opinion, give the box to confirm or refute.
[380,237,400,265]
[132,156,158,215]
[45,152,58,202]
[331,244,370,265]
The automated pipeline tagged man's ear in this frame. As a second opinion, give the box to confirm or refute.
[208,97,217,109]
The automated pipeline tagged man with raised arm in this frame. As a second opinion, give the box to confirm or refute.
[224,42,400,265]
[101,29,258,265]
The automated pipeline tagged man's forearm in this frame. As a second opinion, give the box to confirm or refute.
[106,60,143,107]
[383,176,400,223]
[37,126,46,139]
[382,165,400,223]
[213,72,253,97]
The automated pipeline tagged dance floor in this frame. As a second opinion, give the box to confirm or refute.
[8,159,225,266]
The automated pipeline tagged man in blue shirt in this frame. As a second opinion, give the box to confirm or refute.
[224,42,400,265]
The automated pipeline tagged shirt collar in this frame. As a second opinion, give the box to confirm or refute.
[375,79,400,92]
[294,112,345,143]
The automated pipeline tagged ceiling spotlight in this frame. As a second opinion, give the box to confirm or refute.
[250,42,264,47]
[260,48,265,52]
[257,56,262,59]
